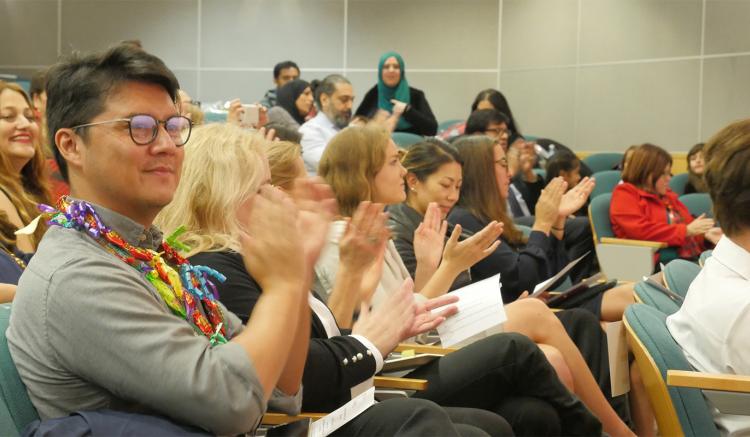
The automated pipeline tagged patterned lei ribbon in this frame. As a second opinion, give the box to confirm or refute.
[41,198,229,346]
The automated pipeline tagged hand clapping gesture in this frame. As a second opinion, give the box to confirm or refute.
[533,177,567,233]
[442,222,503,273]
[414,203,449,271]
[290,177,338,276]
[339,202,390,302]
[239,186,306,293]
[558,176,595,217]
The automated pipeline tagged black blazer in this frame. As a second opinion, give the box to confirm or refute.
[355,85,438,136]
[189,251,378,413]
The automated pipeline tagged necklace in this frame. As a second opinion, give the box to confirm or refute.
[42,198,229,346]
[1,245,26,270]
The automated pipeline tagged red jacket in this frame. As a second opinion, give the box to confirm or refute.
[610,182,704,259]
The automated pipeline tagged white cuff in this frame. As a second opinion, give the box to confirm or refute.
[349,334,384,373]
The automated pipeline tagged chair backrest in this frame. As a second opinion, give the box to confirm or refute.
[437,119,462,134]
[633,282,681,315]
[582,152,624,174]
[590,170,622,200]
[624,304,720,437]
[663,259,701,298]
[669,173,690,196]
[699,250,712,267]
[589,192,614,243]
[391,132,424,149]
[679,193,713,218]
[0,304,39,435]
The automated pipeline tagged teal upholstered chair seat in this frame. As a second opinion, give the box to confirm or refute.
[0,304,39,436]
[625,304,720,437]
[663,259,701,298]
[634,281,681,315]
[391,132,424,149]
[582,152,623,174]
[669,173,689,196]
[589,170,621,200]
[679,193,713,219]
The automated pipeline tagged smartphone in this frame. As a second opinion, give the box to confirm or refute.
[242,104,260,126]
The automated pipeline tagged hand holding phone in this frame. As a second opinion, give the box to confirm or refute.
[241,104,260,127]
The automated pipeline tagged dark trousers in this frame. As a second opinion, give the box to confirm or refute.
[404,333,602,436]
[557,309,633,428]
[332,398,513,437]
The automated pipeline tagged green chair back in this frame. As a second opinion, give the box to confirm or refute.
[679,193,713,219]
[582,152,623,174]
[699,250,712,267]
[624,304,720,437]
[669,173,690,196]
[0,304,39,435]
[437,119,462,134]
[663,259,700,298]
[634,282,681,315]
[590,170,621,200]
[589,193,614,242]
[391,132,424,150]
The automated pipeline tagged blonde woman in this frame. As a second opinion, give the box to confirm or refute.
[158,123,601,437]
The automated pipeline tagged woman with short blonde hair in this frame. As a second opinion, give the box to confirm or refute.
[156,123,267,256]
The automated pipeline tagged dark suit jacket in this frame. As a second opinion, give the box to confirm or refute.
[354,85,438,136]
[189,251,378,413]
[447,207,568,302]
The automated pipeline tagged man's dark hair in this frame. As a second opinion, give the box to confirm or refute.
[313,74,350,108]
[465,109,509,135]
[29,68,48,99]
[273,61,300,79]
[46,43,179,181]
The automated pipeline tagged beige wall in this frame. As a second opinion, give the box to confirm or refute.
[2,0,749,152]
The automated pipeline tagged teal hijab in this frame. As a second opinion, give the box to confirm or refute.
[377,51,412,130]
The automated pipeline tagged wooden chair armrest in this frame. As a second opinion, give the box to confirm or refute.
[394,343,457,355]
[374,376,428,390]
[600,237,668,249]
[261,378,428,425]
[667,370,750,393]
[262,412,326,425]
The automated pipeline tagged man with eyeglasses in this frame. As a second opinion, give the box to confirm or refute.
[7,44,497,437]
[6,43,307,435]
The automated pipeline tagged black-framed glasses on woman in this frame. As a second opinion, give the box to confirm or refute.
[71,114,192,146]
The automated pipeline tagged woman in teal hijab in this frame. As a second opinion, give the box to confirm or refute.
[355,51,438,136]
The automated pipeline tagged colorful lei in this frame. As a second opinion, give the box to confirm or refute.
[41,198,229,346]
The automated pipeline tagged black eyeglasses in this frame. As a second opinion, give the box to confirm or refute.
[71,114,192,146]
[485,127,511,138]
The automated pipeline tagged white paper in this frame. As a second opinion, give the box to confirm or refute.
[531,251,591,297]
[434,274,506,347]
[605,321,631,397]
[310,386,376,437]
